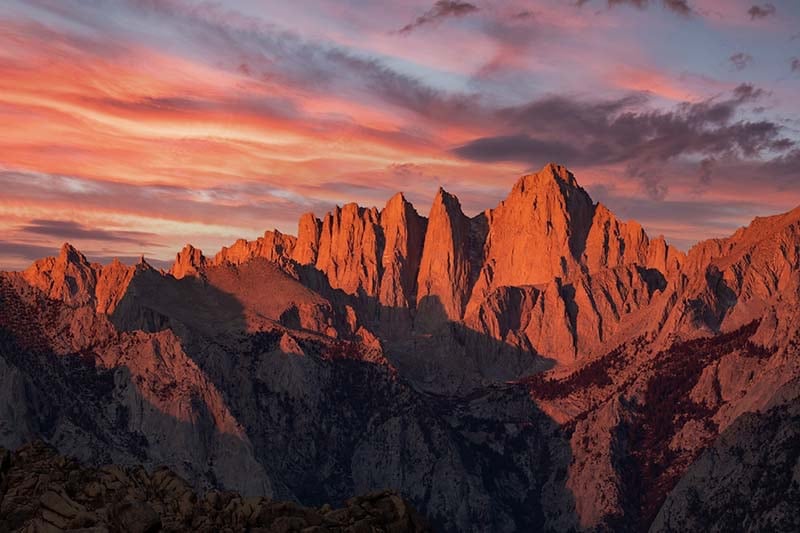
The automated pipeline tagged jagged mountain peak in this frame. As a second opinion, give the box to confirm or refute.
[430,186,466,217]
[384,190,410,207]
[381,191,424,223]
[512,162,581,195]
[431,187,463,214]
[171,243,207,279]
[57,241,91,267]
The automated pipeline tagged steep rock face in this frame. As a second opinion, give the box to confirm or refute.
[465,265,665,363]
[172,163,684,352]
[22,243,98,307]
[94,258,137,315]
[203,195,426,336]
[415,189,480,330]
[377,193,427,335]
[315,203,383,299]
[566,398,629,529]
[647,235,685,274]
[583,202,649,272]
[213,230,296,266]
[378,193,427,309]
[292,212,323,265]
[171,231,298,279]
[467,164,595,314]
[170,244,207,280]
[644,206,800,343]
[22,244,138,315]
[584,204,685,275]
[172,232,299,279]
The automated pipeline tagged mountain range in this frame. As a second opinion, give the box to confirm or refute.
[2,163,799,532]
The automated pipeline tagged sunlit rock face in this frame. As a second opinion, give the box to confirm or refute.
[4,163,800,532]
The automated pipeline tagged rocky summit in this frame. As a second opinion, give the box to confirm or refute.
[2,163,800,532]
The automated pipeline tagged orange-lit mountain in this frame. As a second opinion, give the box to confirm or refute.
[2,163,799,532]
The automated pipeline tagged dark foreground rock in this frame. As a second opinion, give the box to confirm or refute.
[0,441,432,533]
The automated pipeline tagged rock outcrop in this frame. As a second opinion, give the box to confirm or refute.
[378,193,427,309]
[415,188,479,330]
[0,441,431,533]
[292,212,322,265]
[23,243,98,307]
[170,244,207,279]
[467,164,594,312]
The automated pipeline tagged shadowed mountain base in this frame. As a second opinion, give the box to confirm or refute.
[0,441,432,532]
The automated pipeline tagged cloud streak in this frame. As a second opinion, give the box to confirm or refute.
[748,3,776,20]
[398,1,480,34]
[18,219,159,247]
[578,0,692,16]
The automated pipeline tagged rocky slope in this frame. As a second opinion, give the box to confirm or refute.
[0,441,430,532]
[651,380,800,533]
[2,163,800,531]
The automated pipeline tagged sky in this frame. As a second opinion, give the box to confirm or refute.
[1,0,799,270]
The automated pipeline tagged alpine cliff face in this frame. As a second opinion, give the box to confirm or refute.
[2,163,800,532]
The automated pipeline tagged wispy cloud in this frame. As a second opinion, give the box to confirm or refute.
[18,219,158,247]
[747,3,776,20]
[729,52,753,71]
[398,1,479,34]
[578,0,692,17]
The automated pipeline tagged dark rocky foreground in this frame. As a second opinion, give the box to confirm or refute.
[0,441,431,533]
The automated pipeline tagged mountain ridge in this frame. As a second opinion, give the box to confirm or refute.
[3,163,800,531]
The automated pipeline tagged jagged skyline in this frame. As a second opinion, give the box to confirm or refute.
[1,0,799,270]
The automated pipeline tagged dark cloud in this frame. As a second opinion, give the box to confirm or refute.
[729,52,753,71]
[453,85,794,198]
[0,241,172,271]
[792,58,800,73]
[18,219,159,247]
[320,48,480,123]
[398,1,480,34]
[662,0,691,15]
[453,134,580,164]
[698,156,715,186]
[578,0,692,16]
[0,242,61,265]
[748,3,776,19]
